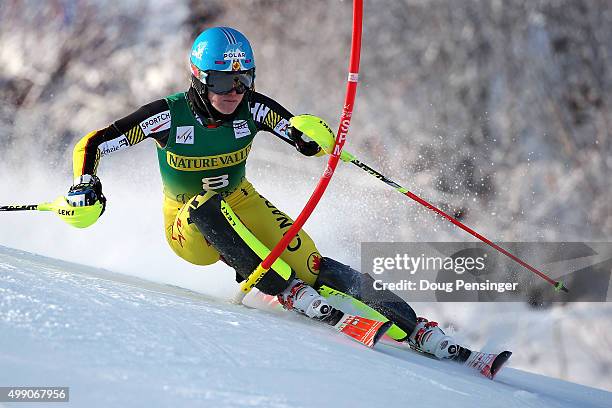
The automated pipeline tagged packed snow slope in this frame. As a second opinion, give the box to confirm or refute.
[1,246,610,408]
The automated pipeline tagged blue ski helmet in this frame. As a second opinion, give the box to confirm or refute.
[190,27,255,88]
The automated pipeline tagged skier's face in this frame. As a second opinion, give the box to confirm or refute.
[208,88,244,115]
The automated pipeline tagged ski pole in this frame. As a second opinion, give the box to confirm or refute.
[0,204,39,212]
[233,0,364,304]
[0,196,103,229]
[292,117,569,294]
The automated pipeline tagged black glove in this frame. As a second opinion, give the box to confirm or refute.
[287,126,321,157]
[67,174,107,215]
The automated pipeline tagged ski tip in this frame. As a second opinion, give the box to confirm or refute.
[373,320,394,346]
[489,351,512,379]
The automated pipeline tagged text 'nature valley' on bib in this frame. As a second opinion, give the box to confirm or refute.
[166,143,252,171]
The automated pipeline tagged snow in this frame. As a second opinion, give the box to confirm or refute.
[1,245,610,408]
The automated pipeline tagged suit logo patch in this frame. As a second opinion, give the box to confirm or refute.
[233,120,251,139]
[140,110,170,136]
[100,135,129,156]
[176,126,195,144]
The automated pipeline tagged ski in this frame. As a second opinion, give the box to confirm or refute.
[257,291,509,373]
[455,348,513,379]
[381,338,512,380]
[322,308,393,348]
[250,291,392,348]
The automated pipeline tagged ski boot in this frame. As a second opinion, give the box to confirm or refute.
[278,279,334,319]
[408,317,511,378]
[278,279,392,347]
[408,317,469,360]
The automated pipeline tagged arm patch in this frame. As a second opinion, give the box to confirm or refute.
[249,92,295,145]
[72,99,171,177]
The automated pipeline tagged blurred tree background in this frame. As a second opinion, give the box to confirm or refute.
[1,0,609,241]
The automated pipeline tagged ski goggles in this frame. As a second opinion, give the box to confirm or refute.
[203,70,254,95]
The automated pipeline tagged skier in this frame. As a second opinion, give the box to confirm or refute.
[66,26,458,360]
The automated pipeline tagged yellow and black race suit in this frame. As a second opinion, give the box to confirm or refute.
[72,89,321,286]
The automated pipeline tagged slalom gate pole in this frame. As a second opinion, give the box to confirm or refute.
[234,0,364,302]
[348,158,569,293]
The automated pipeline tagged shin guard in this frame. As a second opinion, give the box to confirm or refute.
[188,192,294,295]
